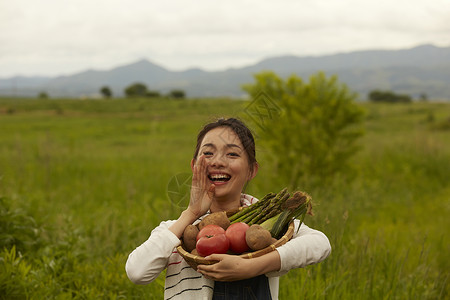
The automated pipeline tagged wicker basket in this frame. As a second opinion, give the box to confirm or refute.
[176,218,295,270]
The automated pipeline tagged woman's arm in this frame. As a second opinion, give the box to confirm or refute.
[126,155,215,284]
[125,220,180,284]
[267,219,331,276]
[196,249,281,281]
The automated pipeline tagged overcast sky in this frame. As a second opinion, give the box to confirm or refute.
[0,0,449,78]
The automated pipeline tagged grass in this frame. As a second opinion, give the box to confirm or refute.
[0,97,449,299]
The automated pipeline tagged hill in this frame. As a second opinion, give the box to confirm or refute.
[1,44,449,99]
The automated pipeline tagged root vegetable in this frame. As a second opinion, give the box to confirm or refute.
[245,224,272,251]
[198,211,230,231]
[182,224,199,252]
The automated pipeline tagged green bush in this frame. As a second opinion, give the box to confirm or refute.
[168,89,186,99]
[368,90,412,103]
[100,86,113,99]
[124,83,148,97]
[0,198,43,254]
[242,71,365,188]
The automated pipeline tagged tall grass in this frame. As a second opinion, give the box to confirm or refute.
[0,98,449,299]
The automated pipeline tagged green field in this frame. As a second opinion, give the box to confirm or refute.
[1,97,449,299]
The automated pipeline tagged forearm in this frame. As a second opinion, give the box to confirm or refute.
[274,222,331,274]
[197,251,282,281]
[126,221,180,284]
[247,250,282,277]
[168,209,198,238]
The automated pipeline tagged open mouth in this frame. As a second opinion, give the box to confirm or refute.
[208,173,231,182]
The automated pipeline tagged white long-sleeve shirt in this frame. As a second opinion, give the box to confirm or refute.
[126,194,331,300]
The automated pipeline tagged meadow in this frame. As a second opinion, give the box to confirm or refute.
[0,97,449,299]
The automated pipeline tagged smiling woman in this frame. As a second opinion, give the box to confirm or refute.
[125,117,331,300]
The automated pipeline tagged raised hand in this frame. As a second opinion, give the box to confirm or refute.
[188,155,215,218]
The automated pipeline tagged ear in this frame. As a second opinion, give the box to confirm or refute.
[247,162,259,181]
[190,158,196,172]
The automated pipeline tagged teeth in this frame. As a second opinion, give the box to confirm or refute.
[210,174,230,179]
[211,174,230,179]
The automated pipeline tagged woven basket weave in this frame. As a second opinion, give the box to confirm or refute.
[176,212,294,270]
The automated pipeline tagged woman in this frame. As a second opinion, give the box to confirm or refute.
[126,118,331,299]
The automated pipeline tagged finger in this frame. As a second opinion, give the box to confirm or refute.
[208,184,215,198]
[204,254,225,261]
[197,264,215,275]
[196,154,204,170]
[192,155,204,185]
[199,155,209,186]
[199,271,214,280]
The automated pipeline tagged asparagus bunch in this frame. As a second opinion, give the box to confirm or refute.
[262,191,312,239]
[229,188,313,239]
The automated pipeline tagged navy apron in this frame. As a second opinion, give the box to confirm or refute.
[212,274,272,300]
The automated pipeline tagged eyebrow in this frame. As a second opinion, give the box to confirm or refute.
[201,143,242,150]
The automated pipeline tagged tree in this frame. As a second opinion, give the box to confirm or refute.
[368,90,411,103]
[38,91,48,99]
[146,90,161,98]
[169,89,186,99]
[242,71,365,188]
[100,86,113,98]
[419,93,428,102]
[124,83,148,97]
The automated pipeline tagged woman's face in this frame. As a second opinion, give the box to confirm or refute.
[196,126,257,200]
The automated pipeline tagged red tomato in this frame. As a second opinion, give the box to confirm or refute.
[196,224,226,241]
[196,224,229,256]
[196,234,230,257]
[225,222,250,253]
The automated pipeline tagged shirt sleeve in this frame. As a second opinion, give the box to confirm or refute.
[125,220,181,284]
[266,219,331,277]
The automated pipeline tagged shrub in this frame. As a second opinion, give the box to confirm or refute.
[124,83,148,97]
[146,90,161,98]
[100,86,113,98]
[242,71,365,188]
[169,89,186,99]
[368,90,412,103]
[38,92,49,99]
[0,197,43,254]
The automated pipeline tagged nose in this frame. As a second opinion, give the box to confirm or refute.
[209,154,226,168]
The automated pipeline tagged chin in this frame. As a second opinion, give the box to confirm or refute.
[214,185,241,199]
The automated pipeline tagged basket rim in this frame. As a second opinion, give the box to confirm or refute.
[177,220,295,266]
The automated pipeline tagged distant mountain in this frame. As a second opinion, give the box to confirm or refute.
[1,44,449,99]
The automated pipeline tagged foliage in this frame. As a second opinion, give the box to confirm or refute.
[146,90,161,98]
[369,90,412,103]
[419,93,428,102]
[100,86,113,98]
[123,83,171,98]
[169,89,186,99]
[0,197,43,254]
[242,71,365,188]
[38,91,48,99]
[124,82,148,97]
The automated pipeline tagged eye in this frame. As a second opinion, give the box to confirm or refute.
[203,151,213,156]
[228,152,240,157]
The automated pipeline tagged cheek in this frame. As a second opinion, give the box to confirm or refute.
[229,162,251,179]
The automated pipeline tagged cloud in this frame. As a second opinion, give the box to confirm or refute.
[0,0,449,77]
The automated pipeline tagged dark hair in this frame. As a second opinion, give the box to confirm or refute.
[193,118,257,171]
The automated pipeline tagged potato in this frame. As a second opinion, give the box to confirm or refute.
[191,248,199,256]
[245,224,272,251]
[182,224,199,252]
[198,211,230,231]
